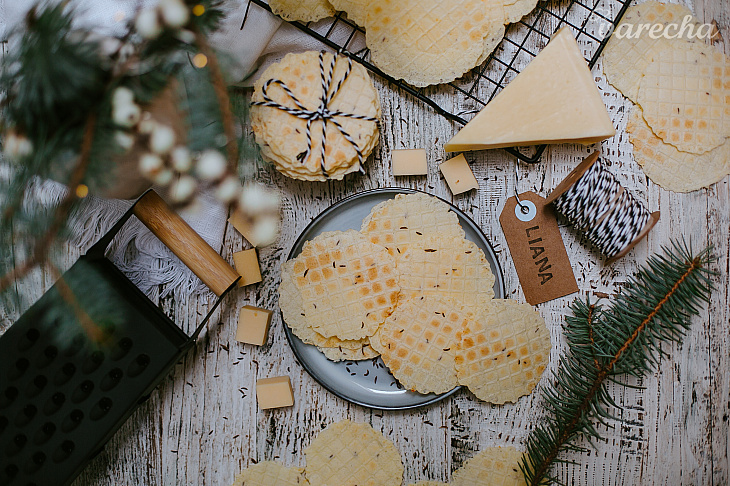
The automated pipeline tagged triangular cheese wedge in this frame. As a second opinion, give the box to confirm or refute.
[444,27,615,152]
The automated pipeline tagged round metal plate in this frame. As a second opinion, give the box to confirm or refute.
[283,188,505,410]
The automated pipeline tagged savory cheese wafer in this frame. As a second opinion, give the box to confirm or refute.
[304,420,404,486]
[602,1,701,102]
[451,446,526,486]
[290,230,399,340]
[636,42,730,154]
[627,105,730,192]
[269,0,335,22]
[371,296,472,394]
[397,235,495,315]
[361,192,465,256]
[232,461,308,486]
[366,0,505,87]
[456,299,550,404]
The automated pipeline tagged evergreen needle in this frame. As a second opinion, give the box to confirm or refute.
[521,240,715,485]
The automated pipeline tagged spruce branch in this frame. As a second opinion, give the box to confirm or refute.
[0,113,97,294]
[521,240,715,485]
[192,28,238,170]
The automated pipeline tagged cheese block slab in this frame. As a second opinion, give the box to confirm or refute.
[444,27,615,152]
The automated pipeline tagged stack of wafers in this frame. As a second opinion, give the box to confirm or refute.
[267,0,540,87]
[602,1,730,192]
[251,51,381,182]
[231,419,527,486]
[279,192,552,404]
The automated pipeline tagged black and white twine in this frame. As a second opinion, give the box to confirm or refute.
[552,159,651,260]
[251,51,379,178]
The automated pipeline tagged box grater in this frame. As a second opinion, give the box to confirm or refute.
[0,190,239,486]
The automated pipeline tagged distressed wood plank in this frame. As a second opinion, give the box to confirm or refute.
[1,1,727,485]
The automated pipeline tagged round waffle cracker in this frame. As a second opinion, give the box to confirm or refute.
[279,260,368,350]
[503,0,538,25]
[269,0,335,22]
[361,192,465,256]
[627,105,730,192]
[456,299,550,404]
[451,446,526,486]
[365,0,505,87]
[328,0,371,26]
[602,1,701,102]
[319,340,379,361]
[475,20,507,66]
[304,420,404,486]
[232,461,308,486]
[290,230,399,340]
[371,296,472,394]
[251,51,380,181]
[397,235,495,315]
[636,42,730,154]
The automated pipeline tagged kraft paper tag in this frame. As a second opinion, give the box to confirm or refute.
[499,191,578,305]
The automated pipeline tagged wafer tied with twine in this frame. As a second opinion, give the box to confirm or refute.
[521,240,714,485]
[251,51,380,182]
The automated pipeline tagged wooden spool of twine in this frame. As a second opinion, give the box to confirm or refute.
[546,151,659,265]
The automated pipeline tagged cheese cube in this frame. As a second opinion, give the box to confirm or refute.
[391,149,428,176]
[256,376,294,409]
[233,248,262,287]
[229,210,258,247]
[439,154,479,195]
[236,305,273,346]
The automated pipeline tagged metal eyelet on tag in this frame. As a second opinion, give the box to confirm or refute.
[514,199,537,222]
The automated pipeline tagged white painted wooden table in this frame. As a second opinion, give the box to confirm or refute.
[4,0,729,484]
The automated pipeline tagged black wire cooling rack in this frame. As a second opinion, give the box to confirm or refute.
[245,0,632,163]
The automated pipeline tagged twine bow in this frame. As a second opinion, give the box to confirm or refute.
[251,51,379,178]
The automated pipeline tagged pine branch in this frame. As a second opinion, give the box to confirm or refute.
[193,28,238,170]
[522,241,715,485]
[0,113,97,294]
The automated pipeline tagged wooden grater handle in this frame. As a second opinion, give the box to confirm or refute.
[132,191,239,296]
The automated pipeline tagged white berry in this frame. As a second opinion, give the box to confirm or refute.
[114,131,136,151]
[159,0,190,28]
[152,168,174,186]
[252,215,279,247]
[169,175,197,203]
[215,176,241,203]
[139,153,164,177]
[3,132,33,159]
[170,146,192,172]
[112,86,134,107]
[150,124,176,154]
[196,150,227,181]
[118,42,135,63]
[101,37,122,57]
[175,29,196,44]
[138,116,157,135]
[135,8,162,40]
[112,102,141,128]
[239,184,281,216]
